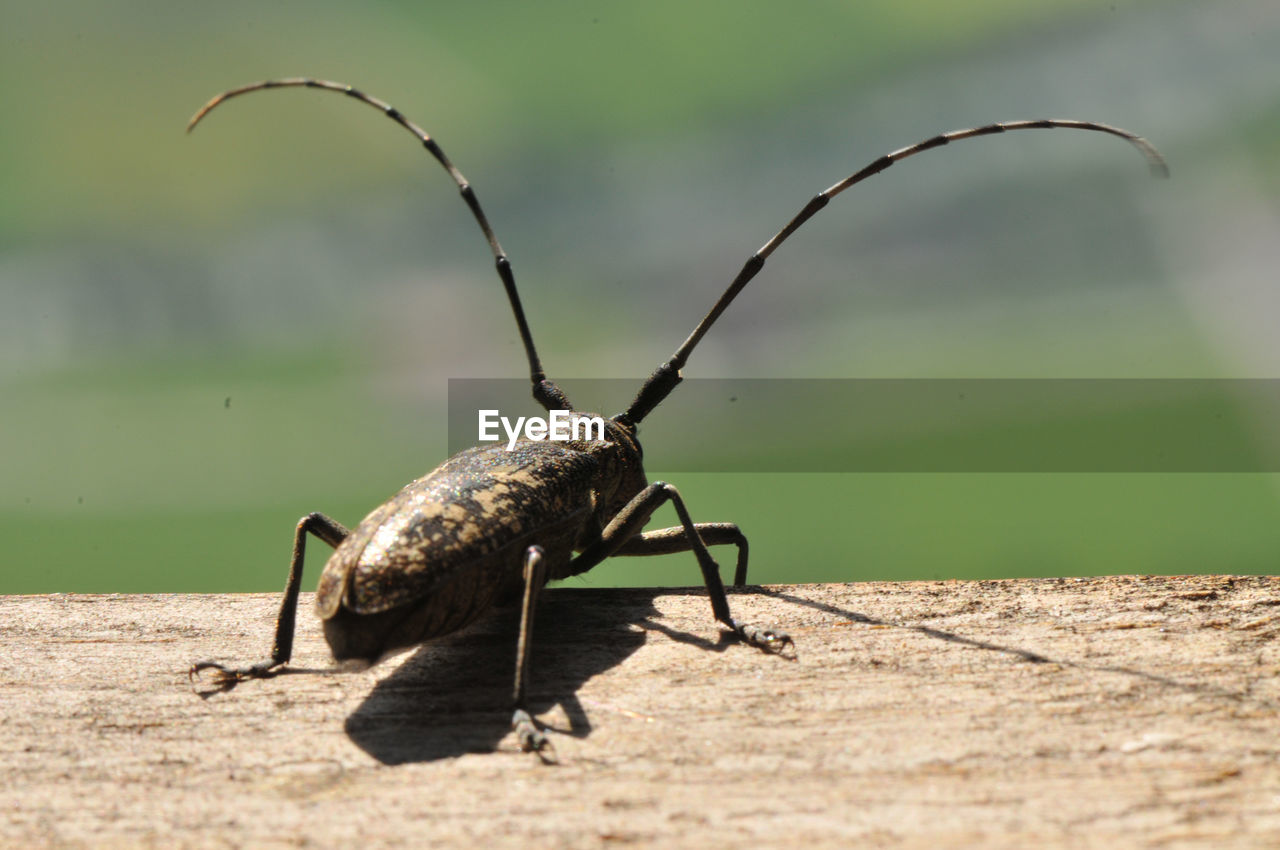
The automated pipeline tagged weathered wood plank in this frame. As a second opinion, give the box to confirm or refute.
[2,576,1278,848]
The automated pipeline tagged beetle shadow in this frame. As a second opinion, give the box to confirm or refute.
[755,586,1276,706]
[343,588,665,764]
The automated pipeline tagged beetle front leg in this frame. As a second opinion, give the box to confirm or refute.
[569,482,792,655]
[510,545,555,761]
[190,511,349,692]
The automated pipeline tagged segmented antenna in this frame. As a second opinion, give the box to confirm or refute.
[188,77,572,413]
[619,119,1168,426]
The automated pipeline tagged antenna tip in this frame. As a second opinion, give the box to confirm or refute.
[186,94,227,134]
[1131,134,1170,179]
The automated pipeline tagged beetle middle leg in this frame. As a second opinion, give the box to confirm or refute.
[190,511,349,691]
[510,544,555,760]
[570,482,792,654]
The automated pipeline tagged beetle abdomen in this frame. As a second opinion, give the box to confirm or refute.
[314,442,603,661]
[321,542,510,662]
[321,502,588,662]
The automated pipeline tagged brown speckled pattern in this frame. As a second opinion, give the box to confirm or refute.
[315,417,646,661]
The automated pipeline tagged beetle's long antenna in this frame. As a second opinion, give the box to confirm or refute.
[189,78,572,413]
[619,119,1167,426]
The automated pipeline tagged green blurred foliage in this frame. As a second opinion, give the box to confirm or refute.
[0,0,1118,241]
[3,0,1279,592]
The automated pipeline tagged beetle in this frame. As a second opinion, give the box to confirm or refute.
[187,77,1167,758]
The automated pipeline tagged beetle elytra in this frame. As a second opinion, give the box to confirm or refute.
[187,77,1167,758]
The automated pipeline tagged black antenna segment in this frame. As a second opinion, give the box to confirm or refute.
[619,119,1167,427]
[189,77,571,413]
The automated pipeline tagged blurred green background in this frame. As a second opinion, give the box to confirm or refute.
[3,0,1279,593]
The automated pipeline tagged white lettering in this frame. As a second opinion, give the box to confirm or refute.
[549,409,570,440]
[477,409,609,450]
[573,415,605,441]
[502,416,525,451]
[478,409,500,441]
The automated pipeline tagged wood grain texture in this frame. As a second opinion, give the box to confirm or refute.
[2,576,1278,848]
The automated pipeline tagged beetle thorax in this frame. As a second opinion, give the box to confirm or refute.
[575,415,647,518]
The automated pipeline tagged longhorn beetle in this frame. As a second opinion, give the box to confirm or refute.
[188,77,1167,758]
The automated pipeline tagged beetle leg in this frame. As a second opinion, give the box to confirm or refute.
[190,512,349,692]
[614,522,750,586]
[569,482,792,655]
[511,545,556,761]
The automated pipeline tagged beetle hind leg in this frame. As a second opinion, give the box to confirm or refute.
[569,482,793,656]
[613,523,793,655]
[190,512,349,694]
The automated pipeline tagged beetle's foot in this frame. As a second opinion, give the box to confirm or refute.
[734,622,796,659]
[512,708,557,764]
[188,659,282,695]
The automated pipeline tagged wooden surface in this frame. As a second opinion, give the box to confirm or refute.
[2,576,1278,848]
